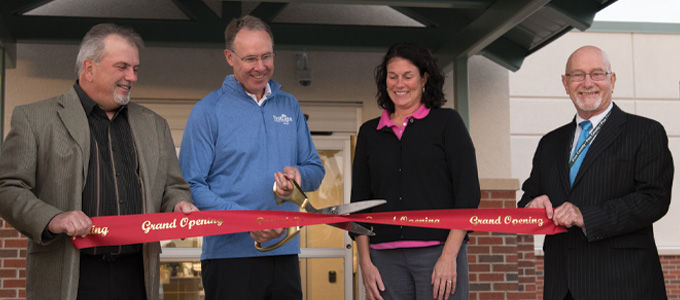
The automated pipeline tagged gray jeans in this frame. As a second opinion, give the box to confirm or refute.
[370,243,469,300]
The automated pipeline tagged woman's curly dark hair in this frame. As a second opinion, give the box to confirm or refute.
[375,42,446,113]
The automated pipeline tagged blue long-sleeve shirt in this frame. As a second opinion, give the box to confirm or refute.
[179,75,325,259]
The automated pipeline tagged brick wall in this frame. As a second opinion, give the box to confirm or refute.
[469,189,680,300]
[663,256,680,299]
[468,191,539,300]
[0,190,679,300]
[0,219,26,300]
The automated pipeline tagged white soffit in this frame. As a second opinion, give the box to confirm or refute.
[24,0,189,20]
[273,3,425,27]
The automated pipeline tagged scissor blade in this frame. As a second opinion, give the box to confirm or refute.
[316,199,387,215]
[328,222,375,236]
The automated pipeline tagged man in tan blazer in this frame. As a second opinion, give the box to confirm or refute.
[0,23,197,300]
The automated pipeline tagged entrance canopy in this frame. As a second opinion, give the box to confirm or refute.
[0,0,616,71]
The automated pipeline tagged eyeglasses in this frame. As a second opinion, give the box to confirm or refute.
[565,71,612,82]
[229,50,275,66]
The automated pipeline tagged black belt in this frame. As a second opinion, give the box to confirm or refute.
[82,251,141,262]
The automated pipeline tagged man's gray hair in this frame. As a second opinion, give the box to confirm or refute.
[224,15,274,51]
[75,23,144,76]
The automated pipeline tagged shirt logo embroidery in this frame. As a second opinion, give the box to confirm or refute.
[273,114,293,125]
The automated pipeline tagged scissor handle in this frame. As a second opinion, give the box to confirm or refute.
[254,226,301,252]
[272,181,310,209]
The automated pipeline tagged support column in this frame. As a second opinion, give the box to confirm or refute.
[0,47,4,145]
[453,56,470,129]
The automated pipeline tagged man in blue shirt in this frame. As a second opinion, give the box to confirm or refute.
[179,15,325,300]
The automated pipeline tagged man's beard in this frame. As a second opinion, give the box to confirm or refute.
[114,92,130,106]
[575,96,602,112]
[113,82,132,105]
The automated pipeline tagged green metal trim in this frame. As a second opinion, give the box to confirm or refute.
[438,0,549,58]
[171,0,221,23]
[220,0,493,9]
[250,2,288,22]
[587,21,680,34]
[545,0,599,31]
[271,23,447,49]
[480,38,528,72]
[6,15,451,49]
[396,7,472,31]
[453,57,470,129]
[0,9,16,69]
[1,0,53,15]
[221,1,242,21]
[6,16,228,46]
[389,7,436,28]
[0,47,4,145]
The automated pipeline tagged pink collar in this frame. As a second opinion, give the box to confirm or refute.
[376,103,431,130]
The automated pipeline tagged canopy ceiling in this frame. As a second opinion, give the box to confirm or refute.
[0,0,616,71]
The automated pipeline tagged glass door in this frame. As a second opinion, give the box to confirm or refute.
[300,135,354,300]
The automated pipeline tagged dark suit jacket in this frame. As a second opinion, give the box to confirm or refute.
[518,104,673,300]
[0,87,192,300]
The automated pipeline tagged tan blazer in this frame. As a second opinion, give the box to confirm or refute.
[0,87,192,300]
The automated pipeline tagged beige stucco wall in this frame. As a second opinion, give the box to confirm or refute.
[509,31,680,251]
[3,44,382,124]
[469,55,511,179]
[3,42,512,181]
[3,44,382,148]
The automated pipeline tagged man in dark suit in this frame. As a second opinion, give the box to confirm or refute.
[518,45,673,300]
[0,23,197,300]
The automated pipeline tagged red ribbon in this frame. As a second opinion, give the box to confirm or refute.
[71,208,566,249]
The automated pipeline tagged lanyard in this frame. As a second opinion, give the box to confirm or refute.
[568,110,612,168]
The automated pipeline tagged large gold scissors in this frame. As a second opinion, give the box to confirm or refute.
[255,177,385,252]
